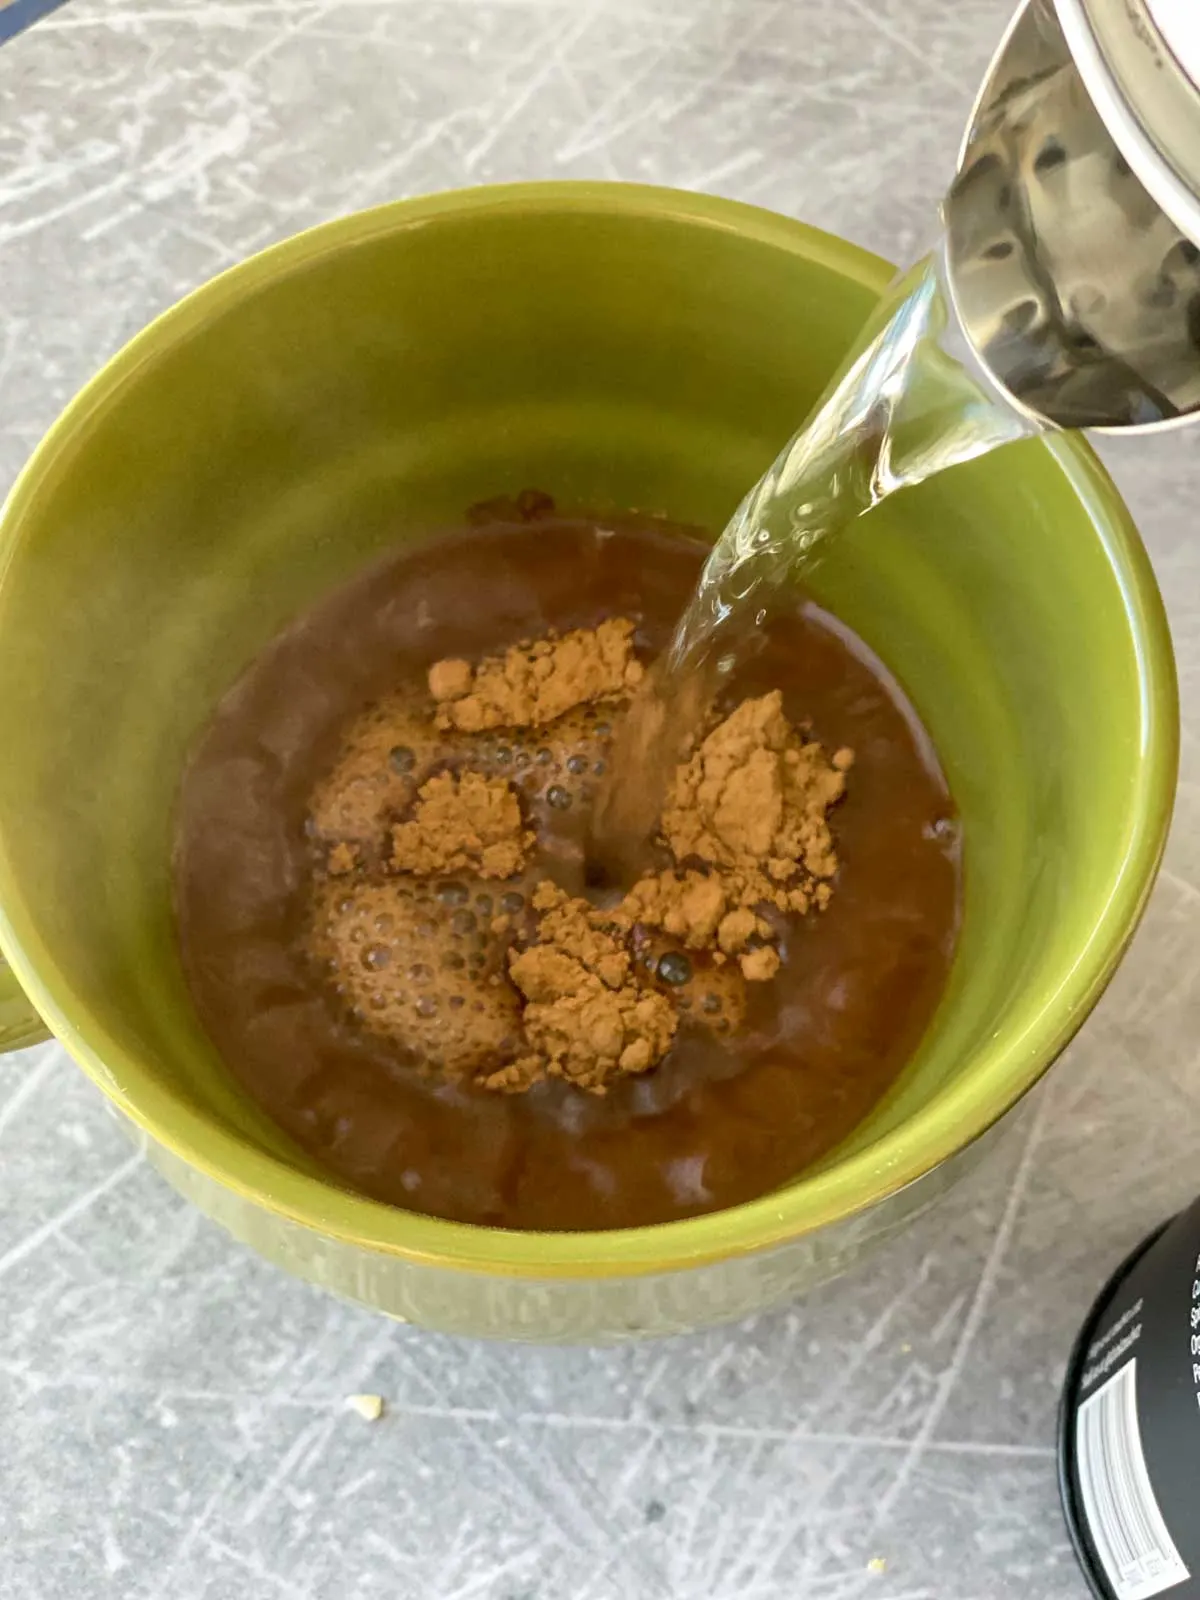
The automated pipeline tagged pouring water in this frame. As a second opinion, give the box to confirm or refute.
[594,0,1200,875]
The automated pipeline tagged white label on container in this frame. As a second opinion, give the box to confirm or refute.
[1076,1358,1190,1600]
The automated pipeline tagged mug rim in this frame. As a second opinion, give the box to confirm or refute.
[0,181,1179,1279]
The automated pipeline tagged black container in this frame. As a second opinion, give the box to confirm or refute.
[1059,1197,1200,1600]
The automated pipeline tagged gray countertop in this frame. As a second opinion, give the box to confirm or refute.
[3,2,1199,1596]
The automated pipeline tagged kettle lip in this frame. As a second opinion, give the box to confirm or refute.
[950,0,1200,436]
[961,1,1200,248]
[1145,0,1200,87]
[1055,0,1200,245]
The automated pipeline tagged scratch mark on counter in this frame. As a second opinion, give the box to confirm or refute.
[0,317,28,398]
[81,113,255,242]
[240,0,329,72]
[100,1521,128,1575]
[39,0,685,22]
[0,1150,142,1279]
[0,1045,57,1143]
[871,1089,1052,1526]
[693,1435,772,1593]
[840,0,965,95]
[200,1532,314,1599]
[809,1249,936,1428]
[1159,866,1200,908]
[336,1468,378,1502]
[583,0,784,163]
[0,1358,1064,1456]
[154,1462,244,1589]
[240,1413,339,1526]
[681,147,763,192]
[0,169,136,245]
[361,1529,408,1565]
[552,23,685,163]
[462,6,596,173]
[335,106,477,212]
[724,1439,867,1597]
[928,1289,968,1346]
[441,1548,542,1600]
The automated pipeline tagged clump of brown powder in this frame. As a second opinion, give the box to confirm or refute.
[662,689,853,915]
[603,689,851,985]
[483,883,677,1095]
[430,618,644,733]
[389,770,532,879]
[305,621,851,1095]
[620,870,776,980]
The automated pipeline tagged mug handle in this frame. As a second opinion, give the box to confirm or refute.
[0,952,51,1052]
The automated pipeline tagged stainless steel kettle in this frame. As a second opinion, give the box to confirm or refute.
[945,0,1200,431]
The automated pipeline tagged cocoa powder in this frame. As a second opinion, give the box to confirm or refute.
[389,770,532,879]
[430,618,644,732]
[305,621,851,1093]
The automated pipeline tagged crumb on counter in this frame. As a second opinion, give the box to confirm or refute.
[345,1393,385,1422]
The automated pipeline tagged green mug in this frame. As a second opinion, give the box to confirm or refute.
[0,184,1177,1341]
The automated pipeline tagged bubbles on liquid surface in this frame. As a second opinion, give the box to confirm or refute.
[656,951,692,986]
[306,876,525,1076]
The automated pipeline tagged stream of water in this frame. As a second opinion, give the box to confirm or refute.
[592,247,1041,872]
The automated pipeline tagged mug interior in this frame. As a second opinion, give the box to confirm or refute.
[0,186,1175,1273]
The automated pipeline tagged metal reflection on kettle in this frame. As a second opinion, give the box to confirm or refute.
[945,0,1200,431]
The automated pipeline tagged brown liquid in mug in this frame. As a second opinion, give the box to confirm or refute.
[173,516,961,1231]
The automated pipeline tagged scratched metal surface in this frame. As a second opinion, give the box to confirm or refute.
[2,2,1198,1596]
